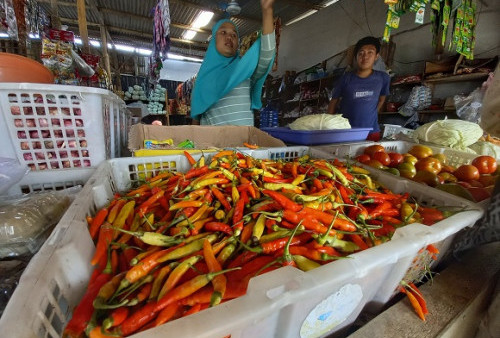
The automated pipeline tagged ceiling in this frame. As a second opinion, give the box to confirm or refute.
[38,0,329,59]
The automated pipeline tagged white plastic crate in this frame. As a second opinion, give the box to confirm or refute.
[0,83,128,171]
[382,124,415,139]
[5,168,95,196]
[0,151,483,338]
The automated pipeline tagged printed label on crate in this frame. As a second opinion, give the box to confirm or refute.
[300,284,363,338]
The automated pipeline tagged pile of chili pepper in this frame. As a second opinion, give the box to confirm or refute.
[63,150,448,337]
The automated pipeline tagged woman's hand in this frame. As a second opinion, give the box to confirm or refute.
[261,0,274,34]
[261,0,275,11]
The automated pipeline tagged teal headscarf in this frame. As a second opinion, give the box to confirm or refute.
[191,19,274,119]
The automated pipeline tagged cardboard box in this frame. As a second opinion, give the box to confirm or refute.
[128,124,286,156]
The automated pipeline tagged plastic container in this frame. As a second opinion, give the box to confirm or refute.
[0,53,55,83]
[261,127,372,145]
[4,168,95,196]
[382,124,415,139]
[0,83,130,171]
[0,151,483,338]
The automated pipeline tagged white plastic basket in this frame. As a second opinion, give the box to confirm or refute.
[0,83,129,171]
[0,150,483,338]
[382,124,415,139]
[5,168,95,196]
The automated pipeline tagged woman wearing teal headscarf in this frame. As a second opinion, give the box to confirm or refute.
[191,0,276,125]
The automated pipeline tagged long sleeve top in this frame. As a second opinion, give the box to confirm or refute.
[200,32,276,126]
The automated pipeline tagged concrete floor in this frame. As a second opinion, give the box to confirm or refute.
[347,242,500,338]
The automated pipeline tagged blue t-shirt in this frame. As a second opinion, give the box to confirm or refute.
[331,70,390,132]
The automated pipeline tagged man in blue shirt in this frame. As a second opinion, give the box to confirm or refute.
[328,36,390,141]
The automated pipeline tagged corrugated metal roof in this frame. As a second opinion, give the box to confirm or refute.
[38,0,330,58]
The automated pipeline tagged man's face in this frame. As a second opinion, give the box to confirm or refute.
[356,44,378,71]
[215,22,238,57]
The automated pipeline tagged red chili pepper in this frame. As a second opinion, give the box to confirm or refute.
[102,307,129,330]
[349,234,369,250]
[184,165,210,180]
[91,225,113,266]
[89,208,109,240]
[418,207,444,225]
[184,151,197,166]
[232,197,245,231]
[338,185,353,204]
[63,272,111,337]
[119,301,158,335]
[204,221,234,236]
[138,190,165,216]
[262,176,293,183]
[210,186,231,211]
[262,189,302,212]
[226,256,277,282]
[313,178,323,190]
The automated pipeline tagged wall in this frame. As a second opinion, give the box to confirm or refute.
[274,0,500,76]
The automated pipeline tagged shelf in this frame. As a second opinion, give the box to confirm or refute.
[294,75,334,87]
[423,72,489,84]
[391,80,422,86]
[417,109,456,114]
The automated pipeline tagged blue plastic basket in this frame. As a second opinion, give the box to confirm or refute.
[261,127,372,145]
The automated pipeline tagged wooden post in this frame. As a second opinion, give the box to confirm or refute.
[77,0,90,52]
[99,25,112,83]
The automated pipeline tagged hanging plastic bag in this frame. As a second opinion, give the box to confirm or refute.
[454,87,484,123]
[0,0,18,39]
[71,50,95,78]
[0,158,29,195]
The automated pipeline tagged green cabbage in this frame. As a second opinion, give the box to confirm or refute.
[468,141,500,160]
[289,114,351,130]
[413,119,483,151]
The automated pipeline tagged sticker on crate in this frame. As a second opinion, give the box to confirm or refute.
[300,284,363,338]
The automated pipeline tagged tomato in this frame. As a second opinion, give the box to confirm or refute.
[415,157,442,175]
[468,180,484,188]
[366,159,385,169]
[403,153,418,165]
[413,170,440,187]
[466,187,491,202]
[408,145,433,159]
[440,164,456,173]
[478,174,498,188]
[372,152,391,166]
[454,164,480,182]
[364,145,385,157]
[430,153,447,165]
[388,152,404,167]
[356,154,371,164]
[471,155,497,174]
[438,172,457,183]
[397,162,416,179]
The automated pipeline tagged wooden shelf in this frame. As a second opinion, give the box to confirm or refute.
[423,72,489,84]
[417,109,456,114]
[391,80,421,86]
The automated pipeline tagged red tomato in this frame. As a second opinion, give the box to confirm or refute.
[440,164,456,173]
[364,145,385,158]
[356,154,371,164]
[478,174,498,188]
[388,152,404,167]
[415,157,442,175]
[454,164,480,182]
[471,156,497,174]
[373,152,391,166]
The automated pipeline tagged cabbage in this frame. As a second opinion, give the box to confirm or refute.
[289,114,351,130]
[468,141,500,160]
[413,119,483,150]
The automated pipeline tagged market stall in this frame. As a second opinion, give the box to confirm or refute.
[0,0,499,337]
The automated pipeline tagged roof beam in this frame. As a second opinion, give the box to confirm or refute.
[61,18,208,49]
[97,7,210,34]
[170,0,261,24]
